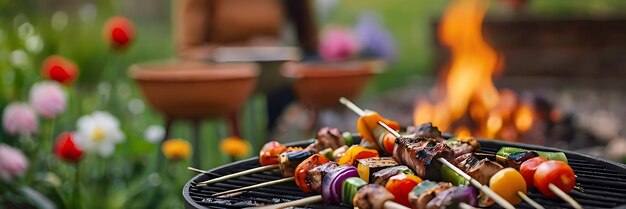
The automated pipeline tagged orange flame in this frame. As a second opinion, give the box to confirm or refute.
[413,0,535,140]
[454,126,472,138]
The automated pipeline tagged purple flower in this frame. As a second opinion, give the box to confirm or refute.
[319,27,360,62]
[354,13,397,62]
[29,81,67,118]
[0,144,28,182]
[2,102,38,136]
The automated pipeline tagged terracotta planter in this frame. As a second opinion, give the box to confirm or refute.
[130,60,259,119]
[281,60,382,109]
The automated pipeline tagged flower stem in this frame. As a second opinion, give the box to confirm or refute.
[44,118,56,170]
[73,163,80,209]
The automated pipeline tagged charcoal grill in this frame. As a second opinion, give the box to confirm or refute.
[183,137,626,209]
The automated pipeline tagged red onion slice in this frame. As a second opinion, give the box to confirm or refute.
[322,165,359,204]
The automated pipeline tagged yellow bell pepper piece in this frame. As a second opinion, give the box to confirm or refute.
[337,145,379,166]
[489,168,527,205]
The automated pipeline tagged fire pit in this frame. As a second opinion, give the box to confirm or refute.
[182,136,626,209]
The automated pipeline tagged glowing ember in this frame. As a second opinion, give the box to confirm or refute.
[454,126,472,138]
[413,0,535,140]
[486,113,503,138]
[515,105,534,133]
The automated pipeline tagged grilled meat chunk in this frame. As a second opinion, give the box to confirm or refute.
[306,127,345,152]
[353,184,395,209]
[394,137,454,180]
[371,165,414,185]
[406,122,445,142]
[307,161,338,193]
[454,153,503,185]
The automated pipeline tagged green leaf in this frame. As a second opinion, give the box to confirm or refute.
[18,186,57,209]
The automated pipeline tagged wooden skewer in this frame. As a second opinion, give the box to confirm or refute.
[339,97,516,209]
[197,164,279,186]
[518,191,545,209]
[187,167,208,174]
[212,177,295,196]
[339,97,367,116]
[549,183,583,209]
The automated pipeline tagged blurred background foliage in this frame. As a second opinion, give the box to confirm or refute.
[1,0,626,208]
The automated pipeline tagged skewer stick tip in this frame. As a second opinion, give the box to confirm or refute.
[197,164,279,186]
[338,97,366,116]
[187,167,206,173]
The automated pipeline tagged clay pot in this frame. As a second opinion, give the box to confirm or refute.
[130,60,258,119]
[281,60,382,109]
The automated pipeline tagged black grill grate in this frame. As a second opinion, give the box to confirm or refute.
[184,139,626,209]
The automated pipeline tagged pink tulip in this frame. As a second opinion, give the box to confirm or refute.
[0,144,28,181]
[319,27,360,62]
[29,81,67,118]
[2,103,38,135]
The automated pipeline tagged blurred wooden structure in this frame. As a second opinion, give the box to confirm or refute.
[434,17,626,79]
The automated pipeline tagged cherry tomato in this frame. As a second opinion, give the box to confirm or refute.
[533,160,576,198]
[294,154,329,193]
[520,156,547,188]
[490,168,527,205]
[259,141,286,165]
[385,173,423,207]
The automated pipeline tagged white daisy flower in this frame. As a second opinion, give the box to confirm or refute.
[143,125,164,144]
[74,111,125,157]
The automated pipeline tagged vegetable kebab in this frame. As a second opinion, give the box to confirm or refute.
[471,146,579,208]
[495,147,581,209]
[339,97,515,209]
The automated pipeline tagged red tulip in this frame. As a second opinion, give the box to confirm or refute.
[103,16,135,51]
[41,55,78,85]
[53,132,83,163]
